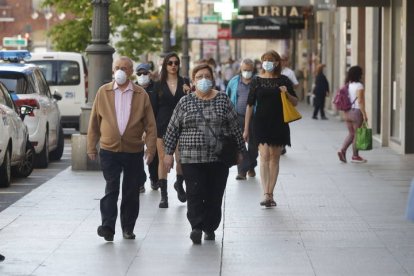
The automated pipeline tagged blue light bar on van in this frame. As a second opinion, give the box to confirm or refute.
[0,50,32,62]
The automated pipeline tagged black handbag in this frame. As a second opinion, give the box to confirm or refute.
[190,95,238,167]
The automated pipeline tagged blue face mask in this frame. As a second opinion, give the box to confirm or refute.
[262,61,274,72]
[196,78,213,93]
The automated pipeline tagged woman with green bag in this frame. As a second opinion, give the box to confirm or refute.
[337,66,368,163]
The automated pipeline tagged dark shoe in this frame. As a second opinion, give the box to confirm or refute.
[158,179,168,208]
[122,231,136,240]
[264,194,277,207]
[139,185,145,193]
[337,151,347,163]
[236,173,247,180]
[97,225,114,242]
[150,180,159,190]
[0,254,5,262]
[174,175,187,203]
[321,116,328,120]
[204,231,215,241]
[190,229,202,244]
[312,116,318,120]
[247,169,256,177]
[281,147,287,155]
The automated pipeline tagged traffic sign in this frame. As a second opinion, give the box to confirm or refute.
[202,15,219,23]
[2,37,28,47]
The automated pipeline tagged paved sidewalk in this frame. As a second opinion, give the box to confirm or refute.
[0,104,413,276]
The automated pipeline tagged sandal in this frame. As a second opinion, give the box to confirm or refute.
[265,194,277,207]
[260,193,271,206]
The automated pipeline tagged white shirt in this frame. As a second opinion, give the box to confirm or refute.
[281,67,299,86]
[348,82,364,109]
[114,81,133,135]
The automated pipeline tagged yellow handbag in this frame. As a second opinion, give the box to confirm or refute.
[281,91,302,123]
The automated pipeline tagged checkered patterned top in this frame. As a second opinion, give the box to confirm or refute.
[164,92,246,164]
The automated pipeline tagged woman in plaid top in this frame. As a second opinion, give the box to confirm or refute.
[163,64,246,244]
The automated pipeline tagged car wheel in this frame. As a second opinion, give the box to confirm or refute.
[49,125,64,161]
[35,132,49,168]
[12,140,35,178]
[0,147,12,188]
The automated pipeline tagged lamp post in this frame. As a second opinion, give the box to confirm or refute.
[73,0,114,170]
[181,0,189,77]
[162,0,171,55]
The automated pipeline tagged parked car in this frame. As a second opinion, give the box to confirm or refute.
[0,50,64,168]
[0,81,35,187]
[30,52,88,130]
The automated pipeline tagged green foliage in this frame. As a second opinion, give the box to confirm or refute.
[42,0,170,60]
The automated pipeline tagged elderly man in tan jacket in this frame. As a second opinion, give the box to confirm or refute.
[87,56,157,242]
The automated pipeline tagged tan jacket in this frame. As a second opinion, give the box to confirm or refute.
[87,81,157,156]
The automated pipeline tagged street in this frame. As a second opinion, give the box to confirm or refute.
[0,129,75,212]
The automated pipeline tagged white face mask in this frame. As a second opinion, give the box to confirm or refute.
[114,69,127,85]
[137,74,150,86]
[262,61,274,72]
[196,78,213,93]
[241,70,253,79]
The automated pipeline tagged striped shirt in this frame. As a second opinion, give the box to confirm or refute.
[114,81,133,135]
[164,92,246,164]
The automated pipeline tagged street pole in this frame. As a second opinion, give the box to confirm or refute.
[199,2,203,60]
[73,0,114,170]
[181,0,190,78]
[162,0,171,55]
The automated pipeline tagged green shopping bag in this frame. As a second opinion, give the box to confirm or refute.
[356,122,372,150]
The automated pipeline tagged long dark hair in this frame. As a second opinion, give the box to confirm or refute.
[346,65,363,83]
[160,52,180,83]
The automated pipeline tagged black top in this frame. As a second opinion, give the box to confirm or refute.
[247,75,297,146]
[136,80,157,117]
[153,77,189,138]
[313,72,330,97]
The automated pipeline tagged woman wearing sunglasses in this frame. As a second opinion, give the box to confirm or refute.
[154,52,191,208]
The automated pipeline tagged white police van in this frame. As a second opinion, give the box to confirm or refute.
[0,50,64,169]
[30,52,88,130]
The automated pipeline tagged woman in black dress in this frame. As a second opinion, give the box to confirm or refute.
[154,52,191,208]
[243,50,298,207]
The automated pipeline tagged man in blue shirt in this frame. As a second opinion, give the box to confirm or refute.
[226,58,258,180]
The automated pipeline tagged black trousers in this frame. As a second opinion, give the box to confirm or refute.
[182,162,229,233]
[148,149,159,183]
[237,114,258,174]
[99,149,145,233]
[313,96,326,118]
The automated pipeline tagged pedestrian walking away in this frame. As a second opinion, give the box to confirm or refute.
[312,64,330,120]
[87,56,157,242]
[153,52,191,208]
[226,58,258,180]
[163,64,246,244]
[136,63,159,192]
[244,50,298,208]
[337,65,368,164]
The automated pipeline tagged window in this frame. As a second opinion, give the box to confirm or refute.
[30,60,81,86]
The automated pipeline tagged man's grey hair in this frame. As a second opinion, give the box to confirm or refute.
[241,58,254,67]
[113,56,133,69]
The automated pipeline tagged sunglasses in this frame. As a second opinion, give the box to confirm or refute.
[167,61,180,66]
[137,72,149,76]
